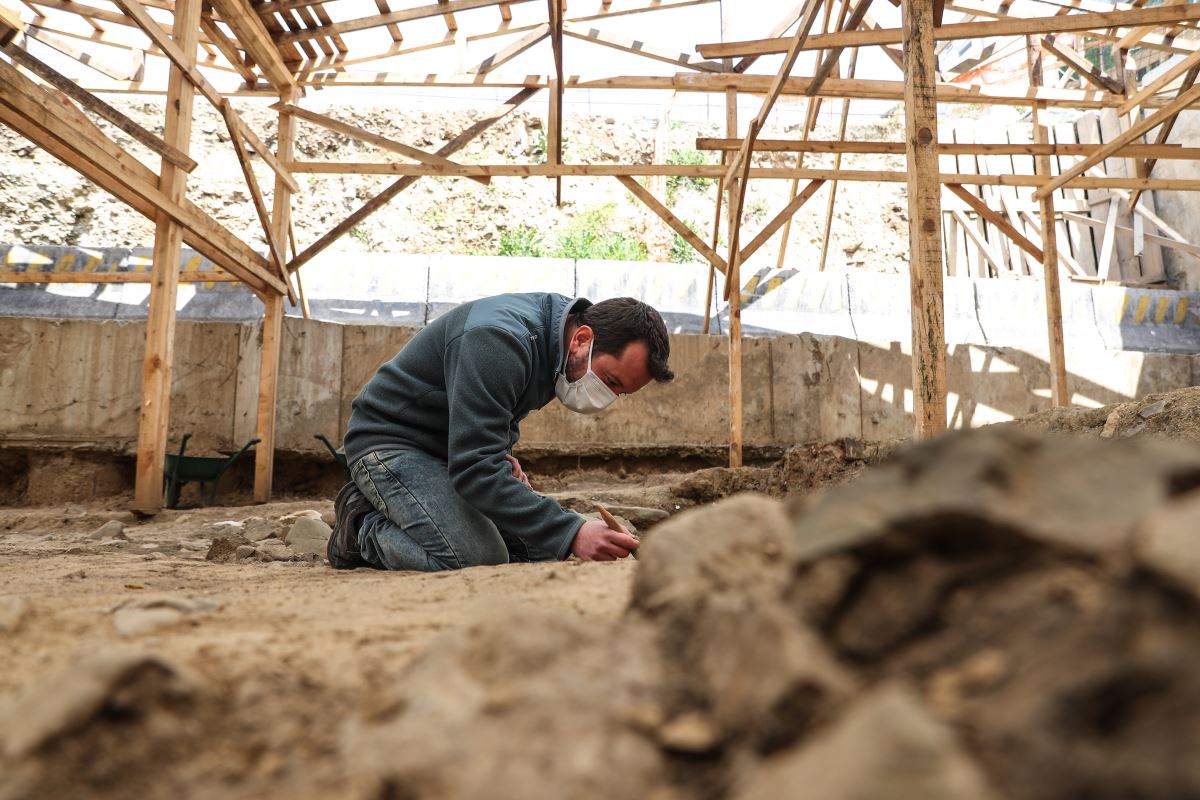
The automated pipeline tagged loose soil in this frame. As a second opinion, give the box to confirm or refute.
[4,403,1200,799]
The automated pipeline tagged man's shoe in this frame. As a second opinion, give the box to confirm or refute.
[328,481,373,569]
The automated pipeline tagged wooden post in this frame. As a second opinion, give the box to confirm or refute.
[902,0,946,438]
[132,0,200,513]
[717,0,742,464]
[1028,36,1069,406]
[253,85,301,503]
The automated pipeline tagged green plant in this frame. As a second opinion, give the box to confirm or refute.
[744,196,770,225]
[669,220,706,264]
[497,225,545,257]
[548,205,647,261]
[666,147,717,203]
[531,129,569,163]
[531,129,547,161]
[348,224,376,248]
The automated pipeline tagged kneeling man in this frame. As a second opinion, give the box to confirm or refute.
[328,293,674,571]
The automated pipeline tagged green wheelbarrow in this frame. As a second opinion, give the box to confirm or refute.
[315,433,350,478]
[163,432,261,509]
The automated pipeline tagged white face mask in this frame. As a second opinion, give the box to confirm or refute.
[555,340,617,415]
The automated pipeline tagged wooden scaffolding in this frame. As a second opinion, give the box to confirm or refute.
[1,0,1198,510]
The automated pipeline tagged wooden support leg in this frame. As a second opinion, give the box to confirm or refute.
[1029,36,1069,406]
[253,86,301,503]
[254,293,284,503]
[903,0,947,439]
[132,0,200,513]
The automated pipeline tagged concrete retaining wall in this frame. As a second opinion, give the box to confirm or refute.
[1,316,1196,458]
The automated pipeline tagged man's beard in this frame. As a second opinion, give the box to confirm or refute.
[564,347,588,382]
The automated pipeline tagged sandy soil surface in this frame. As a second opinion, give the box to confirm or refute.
[0,500,636,798]
[16,414,1200,799]
[0,442,880,799]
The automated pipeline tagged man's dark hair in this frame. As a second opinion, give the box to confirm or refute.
[575,297,674,383]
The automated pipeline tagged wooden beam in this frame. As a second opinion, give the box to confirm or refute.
[1130,62,1200,209]
[275,0,536,44]
[807,0,872,97]
[0,270,235,283]
[945,183,1044,261]
[22,24,134,80]
[1040,34,1123,94]
[468,23,548,73]
[253,84,301,504]
[725,120,756,468]
[737,179,826,265]
[617,175,727,273]
[560,21,726,71]
[199,15,258,84]
[1063,212,1200,260]
[721,0,824,187]
[1118,47,1200,115]
[904,0,947,439]
[1034,72,1200,199]
[698,3,1200,57]
[696,137,1200,158]
[253,293,284,502]
[818,45,859,271]
[1116,0,1182,50]
[0,58,284,294]
[548,0,564,205]
[288,87,540,273]
[733,3,805,73]
[953,209,1006,274]
[1,42,197,171]
[283,161,1200,190]
[111,0,299,195]
[0,3,24,45]
[1031,35,1067,403]
[438,0,460,31]
[221,101,294,302]
[207,0,296,92]
[271,102,489,185]
[133,0,200,513]
[290,71,1147,111]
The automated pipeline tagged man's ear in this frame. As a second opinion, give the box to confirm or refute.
[572,324,594,351]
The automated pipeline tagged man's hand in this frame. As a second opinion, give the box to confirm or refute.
[571,519,639,561]
[504,454,531,488]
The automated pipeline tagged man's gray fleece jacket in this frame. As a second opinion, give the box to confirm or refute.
[344,292,590,561]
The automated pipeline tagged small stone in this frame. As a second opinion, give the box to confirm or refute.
[206,533,251,562]
[235,545,257,560]
[0,597,29,633]
[734,685,1001,800]
[0,648,187,758]
[243,517,284,542]
[1136,493,1200,600]
[113,607,184,637]
[257,539,294,561]
[658,711,720,753]
[88,520,126,540]
[1138,400,1167,419]
[321,510,336,527]
[599,505,669,530]
[1100,409,1121,439]
[284,517,332,556]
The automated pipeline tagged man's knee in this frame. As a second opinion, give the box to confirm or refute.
[451,528,509,569]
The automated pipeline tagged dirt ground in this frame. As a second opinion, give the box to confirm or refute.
[0,441,873,800]
[4,405,1200,799]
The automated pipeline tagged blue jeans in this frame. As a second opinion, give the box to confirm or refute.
[351,448,510,572]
